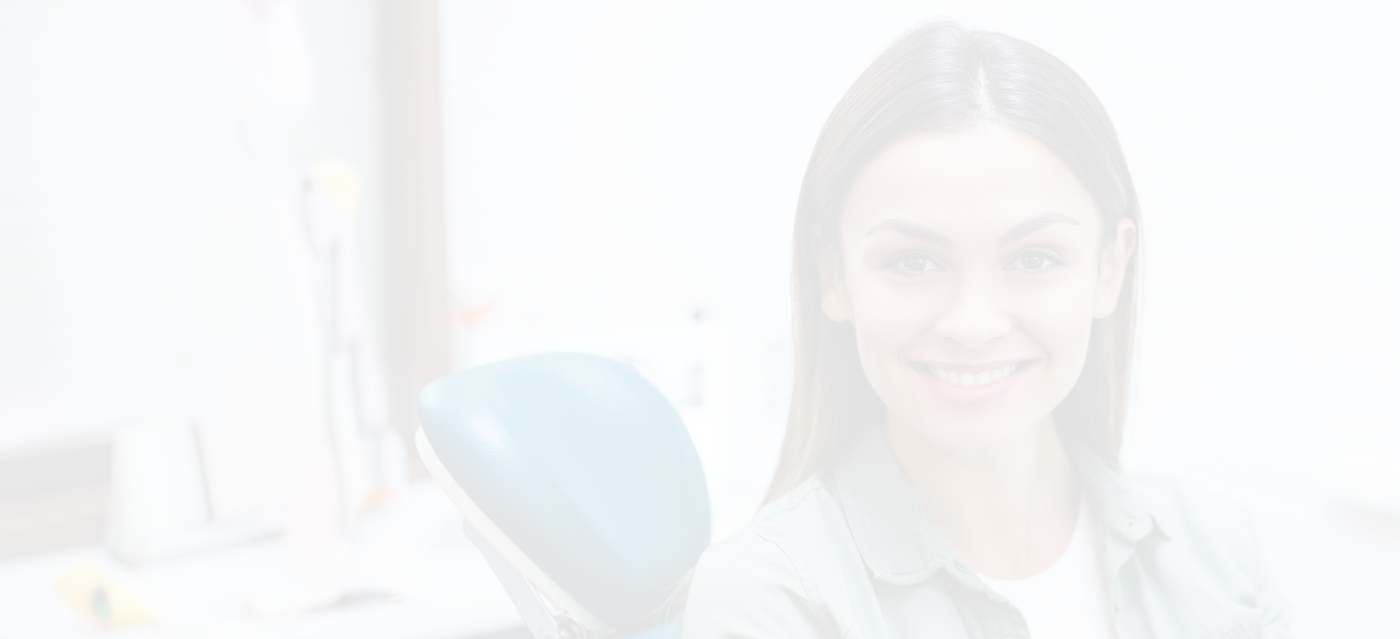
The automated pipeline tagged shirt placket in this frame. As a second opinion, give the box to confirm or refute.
[1098,499,1155,637]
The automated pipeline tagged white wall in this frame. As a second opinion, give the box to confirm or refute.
[0,0,383,519]
[0,1,230,453]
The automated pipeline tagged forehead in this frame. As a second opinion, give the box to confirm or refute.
[840,124,1099,238]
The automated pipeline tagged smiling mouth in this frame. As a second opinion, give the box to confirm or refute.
[911,361,1027,387]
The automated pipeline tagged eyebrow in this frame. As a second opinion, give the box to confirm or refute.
[863,213,1081,247]
[863,219,952,245]
[998,213,1081,246]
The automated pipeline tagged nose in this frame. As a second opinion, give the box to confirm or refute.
[932,277,1013,351]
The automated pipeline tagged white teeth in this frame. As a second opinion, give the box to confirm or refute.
[925,363,1020,387]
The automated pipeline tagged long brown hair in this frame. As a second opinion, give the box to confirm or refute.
[766,22,1141,502]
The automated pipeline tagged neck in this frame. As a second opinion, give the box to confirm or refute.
[887,415,1079,579]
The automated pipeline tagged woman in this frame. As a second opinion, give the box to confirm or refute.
[681,22,1289,639]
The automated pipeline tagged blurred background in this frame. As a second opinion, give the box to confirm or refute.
[1,0,1396,637]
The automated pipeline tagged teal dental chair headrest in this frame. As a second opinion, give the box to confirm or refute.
[416,353,710,637]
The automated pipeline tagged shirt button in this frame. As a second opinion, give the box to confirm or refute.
[1124,518,1138,530]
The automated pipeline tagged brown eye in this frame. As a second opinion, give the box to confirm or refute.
[1008,249,1064,273]
[900,256,934,272]
[889,253,939,273]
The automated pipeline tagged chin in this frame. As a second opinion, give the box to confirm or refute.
[896,402,1051,455]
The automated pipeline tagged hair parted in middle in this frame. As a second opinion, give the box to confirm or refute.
[767,21,1141,502]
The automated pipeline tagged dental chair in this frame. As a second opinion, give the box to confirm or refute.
[415,353,710,639]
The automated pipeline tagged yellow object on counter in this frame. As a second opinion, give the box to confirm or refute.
[53,561,158,628]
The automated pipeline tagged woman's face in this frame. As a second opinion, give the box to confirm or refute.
[823,124,1136,454]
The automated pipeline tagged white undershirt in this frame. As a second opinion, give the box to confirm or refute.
[977,499,1118,639]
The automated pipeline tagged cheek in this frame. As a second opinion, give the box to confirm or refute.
[845,275,938,352]
[1013,275,1099,386]
[841,274,938,398]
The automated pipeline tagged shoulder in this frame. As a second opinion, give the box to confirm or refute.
[1123,474,1260,551]
[680,477,853,638]
[1116,474,1292,636]
[1119,474,1280,600]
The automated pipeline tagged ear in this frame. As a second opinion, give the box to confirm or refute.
[1092,217,1138,319]
[817,240,853,323]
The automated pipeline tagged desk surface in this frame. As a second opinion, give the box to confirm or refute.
[0,481,525,639]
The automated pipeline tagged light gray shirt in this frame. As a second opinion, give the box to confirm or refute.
[681,431,1290,638]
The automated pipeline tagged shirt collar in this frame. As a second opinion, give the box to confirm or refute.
[831,428,1164,586]
[832,430,953,585]
[1064,442,1165,544]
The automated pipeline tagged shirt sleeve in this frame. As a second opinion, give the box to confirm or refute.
[680,530,835,639]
